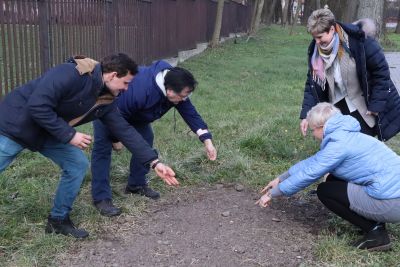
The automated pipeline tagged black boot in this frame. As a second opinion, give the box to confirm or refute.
[94,199,122,217]
[45,215,89,239]
[125,185,160,199]
[353,223,391,251]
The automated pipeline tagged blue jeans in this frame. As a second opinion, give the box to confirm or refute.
[91,120,154,202]
[0,134,89,219]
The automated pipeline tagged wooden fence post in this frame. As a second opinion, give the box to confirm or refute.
[38,0,51,72]
[105,0,117,55]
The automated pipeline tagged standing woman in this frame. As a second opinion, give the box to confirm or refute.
[299,9,400,141]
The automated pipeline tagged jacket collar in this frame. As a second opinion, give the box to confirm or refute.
[155,69,170,96]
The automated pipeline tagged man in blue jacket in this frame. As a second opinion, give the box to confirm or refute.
[91,60,217,217]
[0,54,178,238]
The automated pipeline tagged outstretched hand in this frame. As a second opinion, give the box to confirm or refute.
[300,119,308,137]
[255,177,280,208]
[154,163,179,186]
[204,139,217,161]
[255,193,272,208]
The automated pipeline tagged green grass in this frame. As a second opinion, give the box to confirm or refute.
[383,31,400,52]
[1,25,400,266]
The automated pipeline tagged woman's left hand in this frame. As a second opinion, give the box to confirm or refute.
[255,192,272,208]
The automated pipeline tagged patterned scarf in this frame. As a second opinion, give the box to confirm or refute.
[311,24,347,90]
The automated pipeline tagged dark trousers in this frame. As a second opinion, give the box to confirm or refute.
[316,175,378,232]
[334,99,376,137]
[91,119,154,202]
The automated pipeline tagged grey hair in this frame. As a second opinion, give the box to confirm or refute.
[307,8,335,34]
[306,102,341,129]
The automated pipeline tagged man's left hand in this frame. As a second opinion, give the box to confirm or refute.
[154,163,179,186]
[204,139,217,161]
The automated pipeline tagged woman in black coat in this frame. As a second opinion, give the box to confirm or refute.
[299,9,400,141]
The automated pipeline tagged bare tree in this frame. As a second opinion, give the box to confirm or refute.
[210,0,225,48]
[357,0,384,39]
[281,0,290,27]
[343,0,359,22]
[290,0,301,34]
[326,0,345,21]
[249,0,266,36]
[396,6,400,34]
[264,0,279,25]
[316,0,321,10]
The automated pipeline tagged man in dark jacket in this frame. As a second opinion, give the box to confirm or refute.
[91,60,217,217]
[0,54,178,238]
[299,9,400,141]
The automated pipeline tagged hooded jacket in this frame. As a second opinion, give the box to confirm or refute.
[117,60,212,142]
[279,113,400,200]
[300,21,400,141]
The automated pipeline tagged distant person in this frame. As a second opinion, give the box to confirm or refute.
[299,8,400,141]
[0,54,177,238]
[257,103,400,251]
[91,60,217,217]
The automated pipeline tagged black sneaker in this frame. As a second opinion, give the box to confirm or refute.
[353,223,391,251]
[94,199,122,217]
[45,215,89,239]
[125,185,160,199]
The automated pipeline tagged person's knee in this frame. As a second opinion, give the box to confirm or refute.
[64,153,89,178]
[316,182,329,202]
[77,155,89,173]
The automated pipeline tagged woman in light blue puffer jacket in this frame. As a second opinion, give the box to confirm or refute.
[256,102,400,252]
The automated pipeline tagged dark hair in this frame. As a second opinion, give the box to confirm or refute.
[101,53,138,77]
[164,67,197,93]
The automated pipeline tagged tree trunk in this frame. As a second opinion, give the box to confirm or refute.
[265,0,279,25]
[261,0,271,24]
[210,0,225,48]
[290,1,301,35]
[357,0,384,39]
[254,0,265,32]
[301,0,315,25]
[343,0,359,23]
[249,0,259,33]
[249,0,265,36]
[326,0,344,21]
[315,0,321,9]
[281,0,290,27]
[288,0,293,25]
[396,7,400,34]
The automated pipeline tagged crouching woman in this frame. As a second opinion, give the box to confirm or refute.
[257,102,400,251]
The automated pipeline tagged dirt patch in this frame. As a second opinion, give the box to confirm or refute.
[58,184,330,266]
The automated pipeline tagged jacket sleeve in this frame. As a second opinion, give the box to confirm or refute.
[364,37,391,113]
[278,141,345,196]
[300,70,318,119]
[176,99,212,142]
[27,64,78,144]
[100,103,158,165]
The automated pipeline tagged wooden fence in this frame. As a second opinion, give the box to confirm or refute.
[0,0,253,97]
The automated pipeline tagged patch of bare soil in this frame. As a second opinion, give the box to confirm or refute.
[58,184,330,267]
